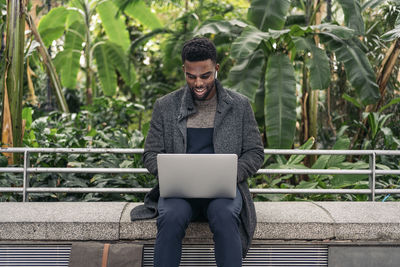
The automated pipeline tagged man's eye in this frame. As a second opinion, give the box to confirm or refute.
[201,74,211,79]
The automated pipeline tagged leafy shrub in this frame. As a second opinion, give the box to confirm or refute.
[0,97,153,202]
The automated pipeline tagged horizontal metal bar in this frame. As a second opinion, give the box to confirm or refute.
[1,187,399,195]
[0,148,145,154]
[1,168,399,175]
[256,169,371,175]
[257,169,400,175]
[375,189,400,194]
[0,187,150,193]
[0,187,23,192]
[263,150,400,155]
[250,189,372,194]
[0,167,149,174]
[1,148,399,156]
[263,149,375,155]
[27,167,150,174]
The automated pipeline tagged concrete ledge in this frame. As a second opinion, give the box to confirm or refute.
[1,202,400,242]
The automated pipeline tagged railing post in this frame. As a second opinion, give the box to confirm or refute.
[23,151,30,202]
[369,152,376,201]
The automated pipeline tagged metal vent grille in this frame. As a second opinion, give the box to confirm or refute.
[143,245,328,266]
[0,245,70,267]
[0,244,328,266]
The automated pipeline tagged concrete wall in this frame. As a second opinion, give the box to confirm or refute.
[1,202,400,242]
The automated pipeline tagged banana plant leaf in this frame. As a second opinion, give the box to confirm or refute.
[307,45,331,90]
[54,22,85,89]
[247,0,290,31]
[264,54,296,149]
[337,0,365,35]
[230,26,270,59]
[225,49,265,102]
[116,0,163,30]
[93,42,117,96]
[194,19,247,36]
[320,32,380,105]
[37,6,68,47]
[105,41,136,87]
[293,36,330,90]
[97,0,130,51]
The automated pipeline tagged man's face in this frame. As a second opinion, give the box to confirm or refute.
[183,59,219,101]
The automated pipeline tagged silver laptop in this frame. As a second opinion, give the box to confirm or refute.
[157,154,237,198]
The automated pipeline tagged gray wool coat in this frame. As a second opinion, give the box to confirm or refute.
[130,80,264,257]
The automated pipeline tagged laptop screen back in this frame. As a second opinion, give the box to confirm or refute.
[157,154,237,198]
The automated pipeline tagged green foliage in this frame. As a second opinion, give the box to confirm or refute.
[337,0,365,35]
[306,44,331,90]
[0,97,152,202]
[117,0,163,30]
[264,54,296,149]
[225,49,265,101]
[54,21,85,89]
[2,0,400,202]
[36,0,137,95]
[251,136,397,202]
[96,1,131,51]
[247,0,290,31]
[37,6,69,47]
[93,42,118,96]
[319,33,380,105]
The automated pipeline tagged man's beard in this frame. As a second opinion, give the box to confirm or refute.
[189,83,215,101]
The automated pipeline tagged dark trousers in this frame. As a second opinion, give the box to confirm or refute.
[154,189,243,267]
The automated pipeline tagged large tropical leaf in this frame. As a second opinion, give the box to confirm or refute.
[247,0,290,31]
[54,22,85,89]
[225,49,265,101]
[315,24,355,39]
[320,32,380,105]
[308,46,331,90]
[264,54,296,149]
[230,26,270,59]
[65,8,83,28]
[337,0,365,35]
[116,0,163,30]
[93,42,117,96]
[194,19,248,36]
[105,41,136,86]
[38,6,68,47]
[293,36,331,90]
[97,0,130,51]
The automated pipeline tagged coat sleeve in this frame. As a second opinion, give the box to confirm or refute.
[143,99,165,176]
[237,98,264,183]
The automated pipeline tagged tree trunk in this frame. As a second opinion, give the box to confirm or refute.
[83,1,93,105]
[1,0,26,164]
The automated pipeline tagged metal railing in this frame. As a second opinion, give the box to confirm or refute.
[0,148,399,202]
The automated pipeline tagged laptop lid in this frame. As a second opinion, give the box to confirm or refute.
[157,154,237,198]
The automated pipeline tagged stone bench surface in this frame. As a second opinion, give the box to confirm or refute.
[1,202,400,241]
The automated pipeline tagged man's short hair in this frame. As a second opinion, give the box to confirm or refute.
[181,37,217,64]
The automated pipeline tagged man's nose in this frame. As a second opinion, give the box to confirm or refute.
[194,77,203,87]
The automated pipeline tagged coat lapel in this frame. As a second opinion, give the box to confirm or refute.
[177,85,196,152]
[214,80,233,131]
